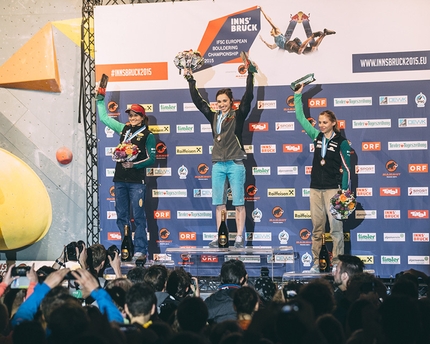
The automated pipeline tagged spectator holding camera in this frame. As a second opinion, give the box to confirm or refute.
[12,268,123,329]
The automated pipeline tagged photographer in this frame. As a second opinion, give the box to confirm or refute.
[11,268,123,329]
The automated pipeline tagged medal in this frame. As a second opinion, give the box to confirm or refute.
[320,159,326,166]
[216,135,221,142]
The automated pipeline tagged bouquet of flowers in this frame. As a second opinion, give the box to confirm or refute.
[112,142,140,162]
[173,49,205,75]
[330,190,357,220]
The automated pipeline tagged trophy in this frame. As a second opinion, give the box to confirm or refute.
[173,50,205,76]
[96,74,109,98]
[290,73,316,91]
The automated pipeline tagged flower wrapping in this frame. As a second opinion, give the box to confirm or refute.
[330,190,357,220]
[112,142,140,162]
[173,50,204,74]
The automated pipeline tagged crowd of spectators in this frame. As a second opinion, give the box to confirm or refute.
[0,243,429,344]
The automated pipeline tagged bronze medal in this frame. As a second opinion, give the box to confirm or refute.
[320,159,326,166]
[216,135,221,142]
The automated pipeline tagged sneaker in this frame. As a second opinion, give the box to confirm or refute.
[324,29,336,35]
[240,51,258,74]
[234,235,244,249]
[309,264,320,274]
[208,237,218,248]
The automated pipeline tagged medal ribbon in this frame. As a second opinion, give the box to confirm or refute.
[321,132,335,159]
[216,111,228,134]
[123,125,146,143]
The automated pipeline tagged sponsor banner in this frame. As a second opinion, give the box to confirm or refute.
[362,142,381,151]
[408,187,428,196]
[380,187,400,196]
[334,97,372,107]
[179,232,197,240]
[357,233,377,242]
[107,211,117,220]
[408,210,429,219]
[249,122,269,131]
[407,256,430,265]
[177,211,212,219]
[356,187,373,197]
[257,100,277,109]
[384,210,401,219]
[252,167,270,175]
[159,103,177,112]
[383,233,405,242]
[355,210,377,219]
[381,256,401,264]
[224,255,261,263]
[261,144,276,153]
[379,95,408,105]
[413,233,429,242]
[95,62,168,81]
[398,118,427,127]
[357,256,374,264]
[146,168,172,177]
[388,141,428,150]
[355,165,375,174]
[275,122,295,131]
[176,124,194,133]
[149,125,170,134]
[152,189,187,197]
[193,189,212,197]
[293,211,311,219]
[176,146,203,154]
[352,50,430,73]
[200,255,219,263]
[267,188,295,197]
[154,210,171,219]
[246,232,272,241]
[352,119,391,128]
[277,166,298,175]
[108,232,121,241]
[408,164,428,173]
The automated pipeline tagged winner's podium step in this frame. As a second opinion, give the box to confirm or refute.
[165,246,294,255]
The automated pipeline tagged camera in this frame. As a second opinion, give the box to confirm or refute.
[11,266,31,277]
[105,245,120,268]
[65,240,85,261]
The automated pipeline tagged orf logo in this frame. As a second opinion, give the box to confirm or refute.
[179,232,197,241]
[299,228,311,240]
[272,206,284,218]
[385,160,398,172]
[159,228,170,240]
[246,185,258,196]
[156,142,167,154]
[198,163,209,175]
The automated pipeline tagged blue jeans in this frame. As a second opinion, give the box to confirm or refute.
[115,182,148,255]
[212,160,246,206]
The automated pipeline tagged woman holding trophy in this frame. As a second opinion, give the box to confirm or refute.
[180,51,257,248]
[294,83,352,273]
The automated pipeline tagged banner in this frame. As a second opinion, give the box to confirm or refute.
[95,0,430,277]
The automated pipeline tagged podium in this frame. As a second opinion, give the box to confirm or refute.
[163,246,297,278]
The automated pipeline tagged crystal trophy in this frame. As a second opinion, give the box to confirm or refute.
[290,73,316,91]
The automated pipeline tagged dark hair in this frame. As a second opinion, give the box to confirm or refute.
[216,88,234,102]
[125,282,156,317]
[220,260,247,285]
[127,266,147,284]
[177,297,208,333]
[319,110,340,133]
[143,264,168,291]
[297,278,335,317]
[338,254,365,276]
[87,243,107,269]
[40,286,81,324]
[233,286,259,315]
[166,268,191,299]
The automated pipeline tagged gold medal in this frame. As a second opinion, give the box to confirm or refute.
[216,135,221,142]
[320,159,326,166]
